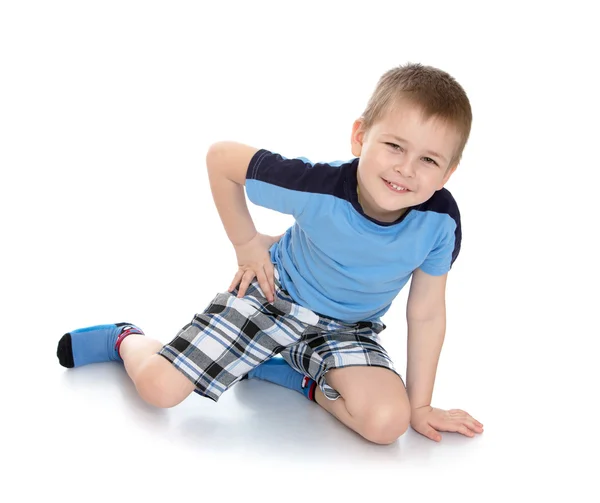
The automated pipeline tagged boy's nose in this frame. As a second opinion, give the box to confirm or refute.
[394,160,415,177]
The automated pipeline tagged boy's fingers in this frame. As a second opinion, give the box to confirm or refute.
[256,268,273,302]
[467,420,484,433]
[458,412,483,431]
[412,421,441,442]
[228,271,243,291]
[237,271,255,298]
[458,425,475,437]
[268,265,276,297]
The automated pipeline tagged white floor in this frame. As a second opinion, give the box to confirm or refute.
[1,1,598,501]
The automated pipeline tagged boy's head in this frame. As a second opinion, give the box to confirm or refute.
[351,63,472,222]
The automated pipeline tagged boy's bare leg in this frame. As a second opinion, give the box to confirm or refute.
[314,366,410,445]
[119,335,195,408]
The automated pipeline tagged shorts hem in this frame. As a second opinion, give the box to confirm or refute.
[317,363,405,400]
[156,349,222,403]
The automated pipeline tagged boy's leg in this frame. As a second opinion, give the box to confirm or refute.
[57,323,195,408]
[57,273,316,407]
[249,354,408,445]
[156,279,322,403]
[119,335,196,408]
[273,323,409,445]
[244,356,318,400]
[314,366,410,445]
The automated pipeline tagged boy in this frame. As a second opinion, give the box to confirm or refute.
[57,63,483,445]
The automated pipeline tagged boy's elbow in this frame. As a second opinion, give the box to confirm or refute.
[206,142,227,171]
[205,141,259,186]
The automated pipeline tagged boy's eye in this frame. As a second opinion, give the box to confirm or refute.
[385,142,402,151]
[386,143,439,166]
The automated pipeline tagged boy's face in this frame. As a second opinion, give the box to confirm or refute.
[351,102,460,222]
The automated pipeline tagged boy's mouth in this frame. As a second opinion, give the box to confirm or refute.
[383,178,410,193]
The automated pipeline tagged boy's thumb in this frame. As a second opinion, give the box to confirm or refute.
[426,428,441,442]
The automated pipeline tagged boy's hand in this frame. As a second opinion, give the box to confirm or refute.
[410,405,484,442]
[228,232,283,303]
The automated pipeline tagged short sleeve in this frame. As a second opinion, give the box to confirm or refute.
[245,149,316,218]
[419,216,461,276]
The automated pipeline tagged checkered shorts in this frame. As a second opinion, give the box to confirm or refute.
[158,270,401,401]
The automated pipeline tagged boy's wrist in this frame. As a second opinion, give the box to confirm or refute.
[410,403,432,412]
[231,231,258,248]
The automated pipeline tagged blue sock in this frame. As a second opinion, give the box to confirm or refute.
[247,357,317,401]
[57,322,144,368]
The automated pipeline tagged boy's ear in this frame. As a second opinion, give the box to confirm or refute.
[438,163,459,190]
[351,119,366,157]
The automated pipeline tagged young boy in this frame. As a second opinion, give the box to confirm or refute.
[57,63,483,445]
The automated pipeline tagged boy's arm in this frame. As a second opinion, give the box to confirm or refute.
[405,267,448,409]
[406,268,484,441]
[206,141,260,246]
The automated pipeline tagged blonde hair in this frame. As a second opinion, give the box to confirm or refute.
[361,63,472,168]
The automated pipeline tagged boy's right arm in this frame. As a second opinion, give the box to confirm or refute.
[206,141,260,246]
[206,141,279,302]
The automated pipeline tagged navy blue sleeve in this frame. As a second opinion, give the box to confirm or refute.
[419,189,462,275]
[245,149,318,217]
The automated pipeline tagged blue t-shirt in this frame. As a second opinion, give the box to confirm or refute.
[245,149,461,324]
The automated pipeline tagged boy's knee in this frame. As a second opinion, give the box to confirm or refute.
[360,403,411,445]
[327,367,411,444]
[135,355,193,408]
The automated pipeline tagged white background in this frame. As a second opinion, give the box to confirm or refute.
[1,1,598,501]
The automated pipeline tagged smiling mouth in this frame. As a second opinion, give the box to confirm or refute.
[383,179,410,192]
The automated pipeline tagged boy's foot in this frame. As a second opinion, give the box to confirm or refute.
[57,322,144,368]
[243,357,317,401]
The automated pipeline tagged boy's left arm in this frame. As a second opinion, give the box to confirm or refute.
[406,267,484,442]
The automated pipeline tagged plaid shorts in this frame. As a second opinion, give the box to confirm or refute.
[158,269,402,401]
